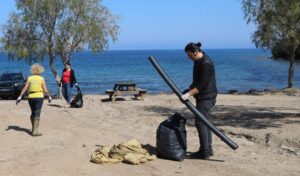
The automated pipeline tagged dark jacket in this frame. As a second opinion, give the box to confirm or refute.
[189,52,217,100]
[61,68,77,88]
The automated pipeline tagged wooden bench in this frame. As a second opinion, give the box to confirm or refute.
[105,82,147,101]
[105,89,147,101]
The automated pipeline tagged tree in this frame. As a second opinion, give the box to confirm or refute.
[242,0,300,88]
[1,0,119,95]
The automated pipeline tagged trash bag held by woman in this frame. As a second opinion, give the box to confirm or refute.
[70,85,83,108]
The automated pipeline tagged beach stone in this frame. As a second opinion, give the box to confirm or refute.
[228,89,239,94]
[282,88,299,96]
[280,145,297,155]
[265,132,272,146]
[248,89,257,94]
[264,88,277,93]
[255,91,265,95]
[248,89,265,96]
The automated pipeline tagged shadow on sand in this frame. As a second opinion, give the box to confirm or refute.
[47,104,63,108]
[101,97,137,102]
[143,105,300,130]
[6,125,32,135]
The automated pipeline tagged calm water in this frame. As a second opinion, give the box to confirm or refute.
[0,49,299,95]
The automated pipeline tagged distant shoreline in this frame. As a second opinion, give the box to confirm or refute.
[80,87,300,96]
[0,48,265,53]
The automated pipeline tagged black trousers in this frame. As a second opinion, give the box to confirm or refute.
[195,98,216,150]
[28,98,44,119]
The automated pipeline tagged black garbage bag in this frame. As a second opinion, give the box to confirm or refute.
[156,113,187,161]
[70,85,83,108]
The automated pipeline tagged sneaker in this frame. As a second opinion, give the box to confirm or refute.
[199,147,214,156]
[188,149,212,159]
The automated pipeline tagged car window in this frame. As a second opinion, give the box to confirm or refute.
[0,74,24,81]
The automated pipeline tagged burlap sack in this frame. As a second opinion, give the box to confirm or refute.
[91,139,157,165]
[91,146,122,164]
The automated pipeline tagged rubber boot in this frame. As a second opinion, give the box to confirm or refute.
[30,116,34,132]
[32,119,42,136]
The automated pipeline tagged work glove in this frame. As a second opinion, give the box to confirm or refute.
[181,92,191,101]
[75,83,81,91]
[16,96,22,105]
[48,96,52,103]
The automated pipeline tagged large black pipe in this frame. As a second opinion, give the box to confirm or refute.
[148,56,238,150]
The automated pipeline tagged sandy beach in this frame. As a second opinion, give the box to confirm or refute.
[0,92,300,176]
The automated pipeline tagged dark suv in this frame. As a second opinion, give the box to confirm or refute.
[0,72,26,99]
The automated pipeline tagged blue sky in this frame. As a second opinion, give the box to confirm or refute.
[0,0,256,50]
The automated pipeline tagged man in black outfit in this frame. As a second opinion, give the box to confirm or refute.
[181,42,218,159]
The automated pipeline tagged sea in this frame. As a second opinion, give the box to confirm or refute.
[0,49,299,95]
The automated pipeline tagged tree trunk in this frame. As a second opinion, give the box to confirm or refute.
[49,52,62,98]
[288,55,295,88]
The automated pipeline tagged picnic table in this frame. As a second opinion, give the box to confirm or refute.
[105,81,147,101]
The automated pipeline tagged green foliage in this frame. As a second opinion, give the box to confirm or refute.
[242,0,300,53]
[1,12,46,64]
[242,0,300,87]
[272,44,300,60]
[55,0,119,63]
[1,0,119,64]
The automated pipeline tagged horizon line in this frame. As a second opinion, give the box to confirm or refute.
[0,48,268,53]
